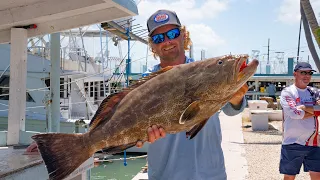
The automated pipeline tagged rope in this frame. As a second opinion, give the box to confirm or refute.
[0,99,110,112]
[0,53,153,97]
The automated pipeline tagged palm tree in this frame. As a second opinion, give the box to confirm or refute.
[301,0,320,47]
[300,0,320,71]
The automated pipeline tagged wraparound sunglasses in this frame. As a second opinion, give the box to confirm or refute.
[151,28,181,44]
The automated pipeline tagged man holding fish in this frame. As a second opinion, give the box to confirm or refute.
[27,8,259,180]
[137,9,251,180]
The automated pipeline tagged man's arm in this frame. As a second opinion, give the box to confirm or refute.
[280,89,311,119]
[222,85,248,116]
[296,105,316,119]
[303,112,315,119]
[222,97,246,116]
[301,106,314,114]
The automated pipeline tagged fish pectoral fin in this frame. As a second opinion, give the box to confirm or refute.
[179,101,201,124]
[186,118,209,140]
[101,142,137,155]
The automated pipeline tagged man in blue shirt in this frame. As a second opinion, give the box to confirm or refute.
[267,82,277,101]
[136,9,248,180]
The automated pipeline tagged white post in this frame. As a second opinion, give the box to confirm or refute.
[254,80,259,100]
[7,28,28,145]
[50,33,61,132]
[255,80,259,92]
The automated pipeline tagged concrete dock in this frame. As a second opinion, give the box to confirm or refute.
[0,146,46,180]
[0,146,93,180]
[220,112,248,180]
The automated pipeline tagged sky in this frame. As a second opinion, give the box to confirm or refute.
[65,0,320,74]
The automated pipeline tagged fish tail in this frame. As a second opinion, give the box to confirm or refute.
[32,133,94,180]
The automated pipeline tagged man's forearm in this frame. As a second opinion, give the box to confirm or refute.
[230,99,243,110]
[303,111,314,119]
[223,97,246,116]
[304,106,314,114]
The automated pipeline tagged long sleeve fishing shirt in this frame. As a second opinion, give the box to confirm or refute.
[280,84,319,147]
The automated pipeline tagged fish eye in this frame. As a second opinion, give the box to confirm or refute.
[218,60,223,65]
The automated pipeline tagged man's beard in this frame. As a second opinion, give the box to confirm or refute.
[299,79,310,86]
[159,52,179,62]
[158,46,181,62]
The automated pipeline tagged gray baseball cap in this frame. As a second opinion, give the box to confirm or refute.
[294,62,316,72]
[147,9,181,36]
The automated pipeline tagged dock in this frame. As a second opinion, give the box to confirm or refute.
[0,146,44,180]
[0,0,140,179]
[0,146,94,180]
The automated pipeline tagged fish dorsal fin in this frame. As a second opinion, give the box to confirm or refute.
[122,66,174,90]
[89,92,128,130]
[139,66,174,81]
[89,66,174,131]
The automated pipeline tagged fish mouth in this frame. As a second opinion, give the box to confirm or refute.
[236,55,259,81]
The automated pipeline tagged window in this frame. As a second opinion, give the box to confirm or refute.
[0,75,35,102]
[60,78,64,98]
[90,82,93,97]
[0,76,9,100]
[45,78,71,98]
[100,81,106,97]
[84,82,88,95]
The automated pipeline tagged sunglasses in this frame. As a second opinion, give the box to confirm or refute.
[299,71,313,75]
[151,28,181,44]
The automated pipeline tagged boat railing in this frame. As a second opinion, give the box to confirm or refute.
[246,91,281,101]
[27,46,49,58]
[75,81,96,118]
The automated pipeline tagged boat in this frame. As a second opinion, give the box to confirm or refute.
[0,18,150,152]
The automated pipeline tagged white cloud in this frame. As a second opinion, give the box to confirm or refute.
[277,0,320,25]
[137,0,229,25]
[187,23,226,60]
[188,23,225,50]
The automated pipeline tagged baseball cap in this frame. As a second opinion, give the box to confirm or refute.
[294,62,316,72]
[147,9,181,36]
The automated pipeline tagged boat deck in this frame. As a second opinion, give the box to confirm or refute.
[132,163,148,180]
[0,145,94,180]
[0,146,46,179]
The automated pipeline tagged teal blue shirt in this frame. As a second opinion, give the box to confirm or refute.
[144,56,246,180]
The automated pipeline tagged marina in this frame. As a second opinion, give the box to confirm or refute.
[0,0,146,179]
[0,0,319,180]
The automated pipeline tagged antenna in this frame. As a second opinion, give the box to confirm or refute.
[201,50,206,60]
[266,38,270,64]
[275,51,285,74]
